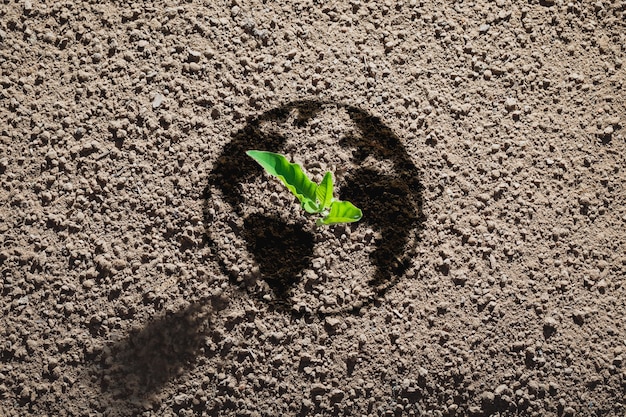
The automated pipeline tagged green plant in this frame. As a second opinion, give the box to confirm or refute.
[246,150,363,226]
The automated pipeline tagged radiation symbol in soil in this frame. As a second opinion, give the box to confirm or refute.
[205,100,424,314]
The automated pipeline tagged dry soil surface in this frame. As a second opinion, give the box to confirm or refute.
[1,1,625,416]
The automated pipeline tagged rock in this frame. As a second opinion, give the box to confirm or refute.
[46,148,58,160]
[572,310,585,325]
[505,97,518,111]
[188,49,202,62]
[77,70,92,82]
[160,113,173,126]
[94,255,112,273]
[481,391,495,404]
[43,31,56,43]
[152,93,164,109]
[543,316,558,330]
[494,384,509,396]
[325,317,341,329]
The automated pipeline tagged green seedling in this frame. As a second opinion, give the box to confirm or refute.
[246,150,362,226]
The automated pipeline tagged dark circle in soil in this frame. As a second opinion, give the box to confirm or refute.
[204,100,424,315]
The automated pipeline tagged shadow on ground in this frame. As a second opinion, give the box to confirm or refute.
[84,302,213,415]
[205,100,425,314]
[242,213,315,302]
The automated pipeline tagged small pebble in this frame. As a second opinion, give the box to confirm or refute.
[494,384,509,396]
[188,49,202,62]
[505,97,518,111]
[152,93,164,109]
[544,316,558,330]
[481,391,495,404]
[325,317,341,329]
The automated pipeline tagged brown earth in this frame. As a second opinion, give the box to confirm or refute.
[1,1,625,416]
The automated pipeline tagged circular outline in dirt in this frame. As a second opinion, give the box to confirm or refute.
[204,100,425,315]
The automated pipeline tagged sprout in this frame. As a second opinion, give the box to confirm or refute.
[246,150,362,226]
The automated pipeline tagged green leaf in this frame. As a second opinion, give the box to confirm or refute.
[246,150,320,213]
[316,172,334,210]
[246,150,363,225]
[302,199,320,214]
[317,200,363,226]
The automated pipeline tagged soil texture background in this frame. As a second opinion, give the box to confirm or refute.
[1,1,625,416]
